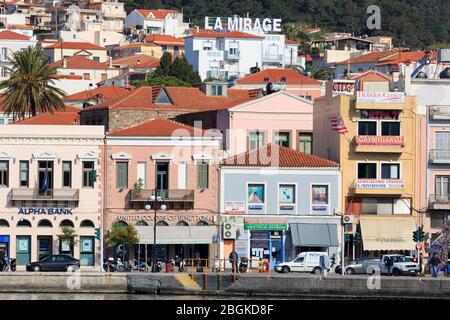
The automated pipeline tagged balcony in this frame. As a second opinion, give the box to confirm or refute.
[429,149,450,164]
[11,188,79,207]
[262,54,283,63]
[429,106,450,120]
[206,70,227,81]
[224,51,240,60]
[102,11,127,19]
[429,194,450,210]
[353,135,404,153]
[352,179,405,195]
[128,189,194,210]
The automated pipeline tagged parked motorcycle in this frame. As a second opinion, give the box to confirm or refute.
[132,259,147,272]
[238,257,248,273]
[104,257,118,272]
[9,258,16,272]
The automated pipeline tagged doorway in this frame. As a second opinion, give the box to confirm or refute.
[155,162,169,198]
[16,236,31,265]
[37,236,52,261]
[38,161,54,197]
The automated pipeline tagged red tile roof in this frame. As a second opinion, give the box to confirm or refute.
[109,118,219,137]
[49,55,117,70]
[112,54,160,68]
[65,86,130,101]
[84,86,261,112]
[136,9,178,19]
[44,41,106,51]
[120,42,159,49]
[145,34,184,46]
[375,51,428,66]
[350,70,391,81]
[335,49,409,65]
[285,39,299,45]
[14,112,80,125]
[222,143,339,168]
[187,30,263,39]
[0,30,30,40]
[235,68,321,85]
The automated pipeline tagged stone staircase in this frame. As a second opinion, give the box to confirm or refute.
[174,274,202,290]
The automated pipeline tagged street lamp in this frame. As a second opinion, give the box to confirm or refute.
[145,190,166,272]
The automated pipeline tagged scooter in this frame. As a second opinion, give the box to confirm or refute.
[132,259,148,272]
[9,258,16,272]
[178,259,187,272]
[104,257,118,272]
[238,257,248,273]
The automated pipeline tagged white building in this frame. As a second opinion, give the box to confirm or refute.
[185,30,304,82]
[125,9,189,37]
[0,30,37,81]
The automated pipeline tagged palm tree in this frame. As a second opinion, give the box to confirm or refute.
[0,46,67,120]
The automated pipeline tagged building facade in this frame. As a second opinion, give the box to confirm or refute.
[0,125,104,269]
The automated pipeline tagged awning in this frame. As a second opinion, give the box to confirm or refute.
[359,216,416,251]
[135,226,217,245]
[290,223,339,247]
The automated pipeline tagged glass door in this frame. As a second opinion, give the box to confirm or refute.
[80,236,94,266]
[16,236,31,265]
[37,236,52,261]
[155,162,169,199]
[38,161,54,198]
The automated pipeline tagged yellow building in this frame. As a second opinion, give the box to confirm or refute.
[314,75,420,258]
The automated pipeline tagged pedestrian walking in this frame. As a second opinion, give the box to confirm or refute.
[418,253,423,275]
[430,253,441,278]
[229,250,238,273]
[319,255,328,276]
[385,256,393,276]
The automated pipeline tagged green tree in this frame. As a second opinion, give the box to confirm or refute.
[140,74,192,87]
[169,55,201,86]
[155,52,173,77]
[0,46,67,119]
[106,222,139,264]
[57,226,78,252]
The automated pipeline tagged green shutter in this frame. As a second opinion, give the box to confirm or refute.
[197,163,208,189]
[116,162,128,188]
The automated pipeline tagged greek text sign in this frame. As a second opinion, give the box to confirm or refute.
[355,135,404,146]
[225,201,245,214]
[360,110,400,119]
[117,215,214,222]
[18,208,73,215]
[357,91,405,103]
[205,16,282,33]
[355,179,404,189]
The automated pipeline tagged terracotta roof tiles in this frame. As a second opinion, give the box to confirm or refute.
[235,68,321,85]
[14,112,80,125]
[65,86,130,102]
[0,30,30,40]
[49,55,117,70]
[44,41,106,51]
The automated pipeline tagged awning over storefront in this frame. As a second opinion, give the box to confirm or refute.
[359,216,416,251]
[135,226,217,245]
[290,223,339,247]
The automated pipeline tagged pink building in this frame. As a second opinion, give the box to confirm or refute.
[104,118,223,264]
[177,90,314,156]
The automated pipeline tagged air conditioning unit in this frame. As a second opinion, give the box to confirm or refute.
[343,215,354,224]
[344,224,353,234]
[222,217,236,239]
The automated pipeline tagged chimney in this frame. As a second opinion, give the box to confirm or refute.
[63,57,67,68]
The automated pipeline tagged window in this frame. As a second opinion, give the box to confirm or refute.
[248,184,265,205]
[274,132,291,148]
[93,56,100,62]
[82,161,94,188]
[381,163,400,179]
[19,161,29,187]
[435,176,450,197]
[358,163,377,179]
[381,122,400,136]
[229,47,238,56]
[298,133,312,154]
[1,47,7,61]
[62,161,72,188]
[279,184,295,204]
[248,131,265,150]
[211,85,223,96]
[162,45,167,52]
[116,162,128,188]
[0,161,8,187]
[311,185,329,210]
[83,73,90,80]
[358,121,377,135]
[196,162,209,189]
[361,197,411,215]
[0,67,7,78]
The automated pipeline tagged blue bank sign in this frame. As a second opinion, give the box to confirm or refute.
[18,208,74,215]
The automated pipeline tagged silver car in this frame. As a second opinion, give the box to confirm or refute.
[335,258,379,275]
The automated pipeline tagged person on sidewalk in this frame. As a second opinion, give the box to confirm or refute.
[229,250,238,273]
[430,253,441,278]
[385,256,393,276]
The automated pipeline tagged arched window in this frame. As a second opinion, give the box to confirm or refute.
[38,219,53,227]
[196,220,209,226]
[80,219,95,228]
[0,219,9,227]
[117,221,128,228]
[156,221,169,226]
[59,220,74,228]
[176,221,188,226]
[17,219,31,227]
[136,220,148,226]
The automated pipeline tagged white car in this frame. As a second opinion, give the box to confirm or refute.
[275,252,330,274]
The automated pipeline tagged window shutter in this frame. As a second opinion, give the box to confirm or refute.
[197,163,208,189]
[116,162,128,188]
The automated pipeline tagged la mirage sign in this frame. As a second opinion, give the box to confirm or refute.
[205,16,282,33]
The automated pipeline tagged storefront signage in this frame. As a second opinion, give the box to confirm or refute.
[225,201,245,214]
[312,205,328,211]
[279,205,295,210]
[205,16,282,33]
[357,91,405,103]
[244,223,288,230]
[117,215,214,222]
[248,205,263,210]
[332,80,355,96]
[18,208,73,215]
[355,179,404,189]
[360,110,400,120]
[355,135,404,146]
[375,237,405,243]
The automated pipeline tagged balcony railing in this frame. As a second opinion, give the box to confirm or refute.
[262,54,283,63]
[429,149,450,164]
[11,188,80,207]
[206,70,227,81]
[429,194,450,209]
[225,51,240,60]
[429,106,450,120]
[128,189,195,210]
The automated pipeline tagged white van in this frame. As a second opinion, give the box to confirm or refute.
[274,252,330,274]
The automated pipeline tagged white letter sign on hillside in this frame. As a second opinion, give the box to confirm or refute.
[205,16,282,33]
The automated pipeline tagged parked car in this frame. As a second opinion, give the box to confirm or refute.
[334,257,379,275]
[363,254,419,276]
[274,252,330,274]
[26,254,80,272]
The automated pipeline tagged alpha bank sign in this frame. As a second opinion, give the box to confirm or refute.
[205,16,282,33]
[18,208,74,215]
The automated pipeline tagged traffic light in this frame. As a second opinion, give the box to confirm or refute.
[418,227,425,242]
[413,230,419,242]
[353,232,362,245]
[95,227,101,240]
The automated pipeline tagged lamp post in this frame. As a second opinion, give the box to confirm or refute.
[144,189,166,272]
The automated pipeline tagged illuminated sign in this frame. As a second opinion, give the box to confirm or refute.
[355,179,404,189]
[355,135,404,146]
[357,91,405,103]
[205,16,282,33]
